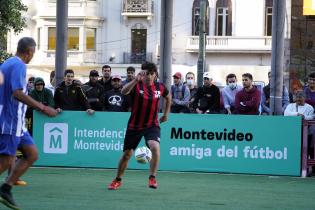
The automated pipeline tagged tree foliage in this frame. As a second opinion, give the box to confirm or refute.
[0,0,27,63]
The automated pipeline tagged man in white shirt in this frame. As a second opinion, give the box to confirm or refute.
[46,70,55,95]
[284,91,314,120]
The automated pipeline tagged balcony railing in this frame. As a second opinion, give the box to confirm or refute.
[35,0,101,19]
[122,0,154,18]
[186,36,272,53]
[123,52,152,64]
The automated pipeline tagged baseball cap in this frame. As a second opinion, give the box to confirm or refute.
[112,75,121,80]
[173,72,182,78]
[203,72,212,80]
[89,70,99,77]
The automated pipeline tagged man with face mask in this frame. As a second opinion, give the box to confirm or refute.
[185,72,197,100]
[221,73,242,114]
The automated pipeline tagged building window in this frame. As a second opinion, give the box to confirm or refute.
[216,7,229,36]
[192,0,209,35]
[265,7,272,36]
[86,28,96,50]
[48,27,56,50]
[48,27,79,50]
[265,0,273,36]
[193,7,200,35]
[216,0,232,36]
[68,28,79,50]
[37,28,41,50]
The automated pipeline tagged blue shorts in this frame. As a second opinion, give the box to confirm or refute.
[0,131,35,156]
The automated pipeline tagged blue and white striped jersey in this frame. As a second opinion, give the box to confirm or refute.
[0,56,28,137]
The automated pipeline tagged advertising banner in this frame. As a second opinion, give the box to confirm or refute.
[33,111,301,176]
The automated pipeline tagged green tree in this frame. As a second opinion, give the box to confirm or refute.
[0,0,27,63]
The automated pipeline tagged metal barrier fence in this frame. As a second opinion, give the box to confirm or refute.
[301,120,315,177]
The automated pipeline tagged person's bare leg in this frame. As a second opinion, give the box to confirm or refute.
[5,145,38,186]
[147,140,160,176]
[0,155,14,175]
[116,150,133,178]
[7,158,15,177]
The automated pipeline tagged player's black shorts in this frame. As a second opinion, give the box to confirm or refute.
[123,126,160,151]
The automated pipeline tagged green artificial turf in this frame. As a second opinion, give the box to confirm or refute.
[1,168,315,210]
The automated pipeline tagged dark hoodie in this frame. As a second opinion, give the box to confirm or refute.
[29,77,54,107]
[54,81,90,111]
[82,81,104,111]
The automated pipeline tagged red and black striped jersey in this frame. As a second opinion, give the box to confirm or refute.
[127,81,169,130]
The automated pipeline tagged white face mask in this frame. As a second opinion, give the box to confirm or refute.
[228,82,237,89]
[186,79,194,86]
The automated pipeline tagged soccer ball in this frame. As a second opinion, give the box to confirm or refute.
[135,146,152,164]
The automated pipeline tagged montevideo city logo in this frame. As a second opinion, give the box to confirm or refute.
[44,123,68,154]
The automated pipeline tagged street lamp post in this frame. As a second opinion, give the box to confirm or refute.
[270,0,286,115]
[197,0,207,87]
[55,0,68,86]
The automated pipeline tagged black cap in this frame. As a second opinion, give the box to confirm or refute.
[89,70,99,77]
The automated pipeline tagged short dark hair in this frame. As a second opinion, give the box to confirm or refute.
[102,65,111,71]
[28,77,35,82]
[50,70,55,79]
[308,72,315,78]
[186,72,195,79]
[50,70,55,83]
[242,73,253,80]
[141,61,157,73]
[226,73,236,81]
[17,37,36,54]
[126,66,135,72]
[64,69,74,76]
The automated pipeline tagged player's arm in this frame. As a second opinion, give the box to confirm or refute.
[0,70,3,85]
[13,89,57,117]
[121,70,145,95]
[160,92,171,123]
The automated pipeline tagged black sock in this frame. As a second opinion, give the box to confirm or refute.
[1,183,12,193]
[115,177,121,182]
[149,175,155,179]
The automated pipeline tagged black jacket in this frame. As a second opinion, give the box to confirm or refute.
[82,81,104,111]
[193,85,220,113]
[98,77,113,93]
[54,81,91,111]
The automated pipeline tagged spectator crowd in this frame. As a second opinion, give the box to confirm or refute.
[22,64,315,133]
